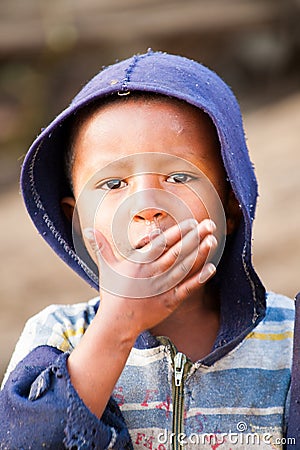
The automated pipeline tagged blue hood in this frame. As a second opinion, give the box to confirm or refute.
[21,50,266,358]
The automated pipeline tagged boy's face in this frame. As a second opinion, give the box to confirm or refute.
[63,97,235,265]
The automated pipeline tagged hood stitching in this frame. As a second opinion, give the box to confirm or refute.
[28,85,259,312]
[120,50,154,93]
[24,52,163,290]
[22,52,265,350]
[242,240,258,323]
[222,154,259,321]
[121,54,140,92]
[28,142,99,286]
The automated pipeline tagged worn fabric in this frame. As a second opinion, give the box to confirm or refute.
[0,292,295,449]
[20,50,266,352]
[287,292,300,444]
[0,347,130,449]
[1,51,299,448]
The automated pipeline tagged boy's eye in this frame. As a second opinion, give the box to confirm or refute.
[167,173,194,184]
[98,179,127,190]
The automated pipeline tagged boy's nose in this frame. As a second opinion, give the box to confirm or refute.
[129,176,168,223]
[132,207,167,223]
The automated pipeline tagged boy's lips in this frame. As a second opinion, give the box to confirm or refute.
[133,227,163,250]
[130,220,171,251]
[135,235,151,250]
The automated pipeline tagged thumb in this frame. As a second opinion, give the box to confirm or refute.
[83,228,115,265]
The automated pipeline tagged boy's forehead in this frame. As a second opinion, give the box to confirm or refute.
[78,94,213,133]
[74,95,220,153]
[89,152,200,177]
[70,93,224,188]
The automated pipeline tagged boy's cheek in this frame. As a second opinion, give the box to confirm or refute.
[189,191,226,231]
[75,187,225,263]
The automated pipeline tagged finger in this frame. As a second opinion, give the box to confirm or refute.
[83,228,116,266]
[130,218,216,265]
[166,234,217,285]
[198,262,217,284]
[151,221,216,273]
[173,262,216,302]
[129,218,198,264]
[183,233,218,277]
[146,218,199,253]
[151,218,215,253]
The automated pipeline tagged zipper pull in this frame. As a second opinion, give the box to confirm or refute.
[174,352,187,387]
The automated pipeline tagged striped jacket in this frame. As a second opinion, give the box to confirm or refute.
[1,291,295,449]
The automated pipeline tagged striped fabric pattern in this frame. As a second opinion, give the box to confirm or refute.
[2,292,295,449]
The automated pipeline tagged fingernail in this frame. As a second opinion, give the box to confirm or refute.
[190,218,198,228]
[83,228,95,242]
[83,228,104,253]
[206,235,217,248]
[198,263,216,284]
[208,220,216,232]
[150,228,162,239]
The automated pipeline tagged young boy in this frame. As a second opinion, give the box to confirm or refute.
[0,50,299,449]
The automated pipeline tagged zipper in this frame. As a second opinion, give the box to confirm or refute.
[172,351,187,450]
[157,337,190,450]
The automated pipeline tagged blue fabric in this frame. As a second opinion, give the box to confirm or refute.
[0,346,132,449]
[20,50,265,352]
[287,292,300,448]
[2,50,298,447]
[0,346,66,449]
[1,294,298,448]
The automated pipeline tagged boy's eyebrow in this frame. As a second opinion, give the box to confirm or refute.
[92,156,162,176]
[87,157,146,183]
[90,156,202,183]
[100,158,134,173]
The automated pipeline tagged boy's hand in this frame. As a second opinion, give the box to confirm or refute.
[69,219,216,418]
[84,218,217,339]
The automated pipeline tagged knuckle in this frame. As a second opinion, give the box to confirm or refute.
[154,235,167,251]
[184,284,192,296]
[171,246,180,259]
[180,261,189,274]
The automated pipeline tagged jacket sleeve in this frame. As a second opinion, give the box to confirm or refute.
[0,345,132,450]
[286,292,300,449]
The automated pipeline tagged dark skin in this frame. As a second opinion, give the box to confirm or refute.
[61,97,241,417]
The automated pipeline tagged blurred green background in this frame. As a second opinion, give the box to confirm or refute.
[1,0,300,381]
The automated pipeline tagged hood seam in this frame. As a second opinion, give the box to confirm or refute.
[242,240,258,323]
[21,51,266,354]
[120,50,157,93]
[28,142,99,286]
